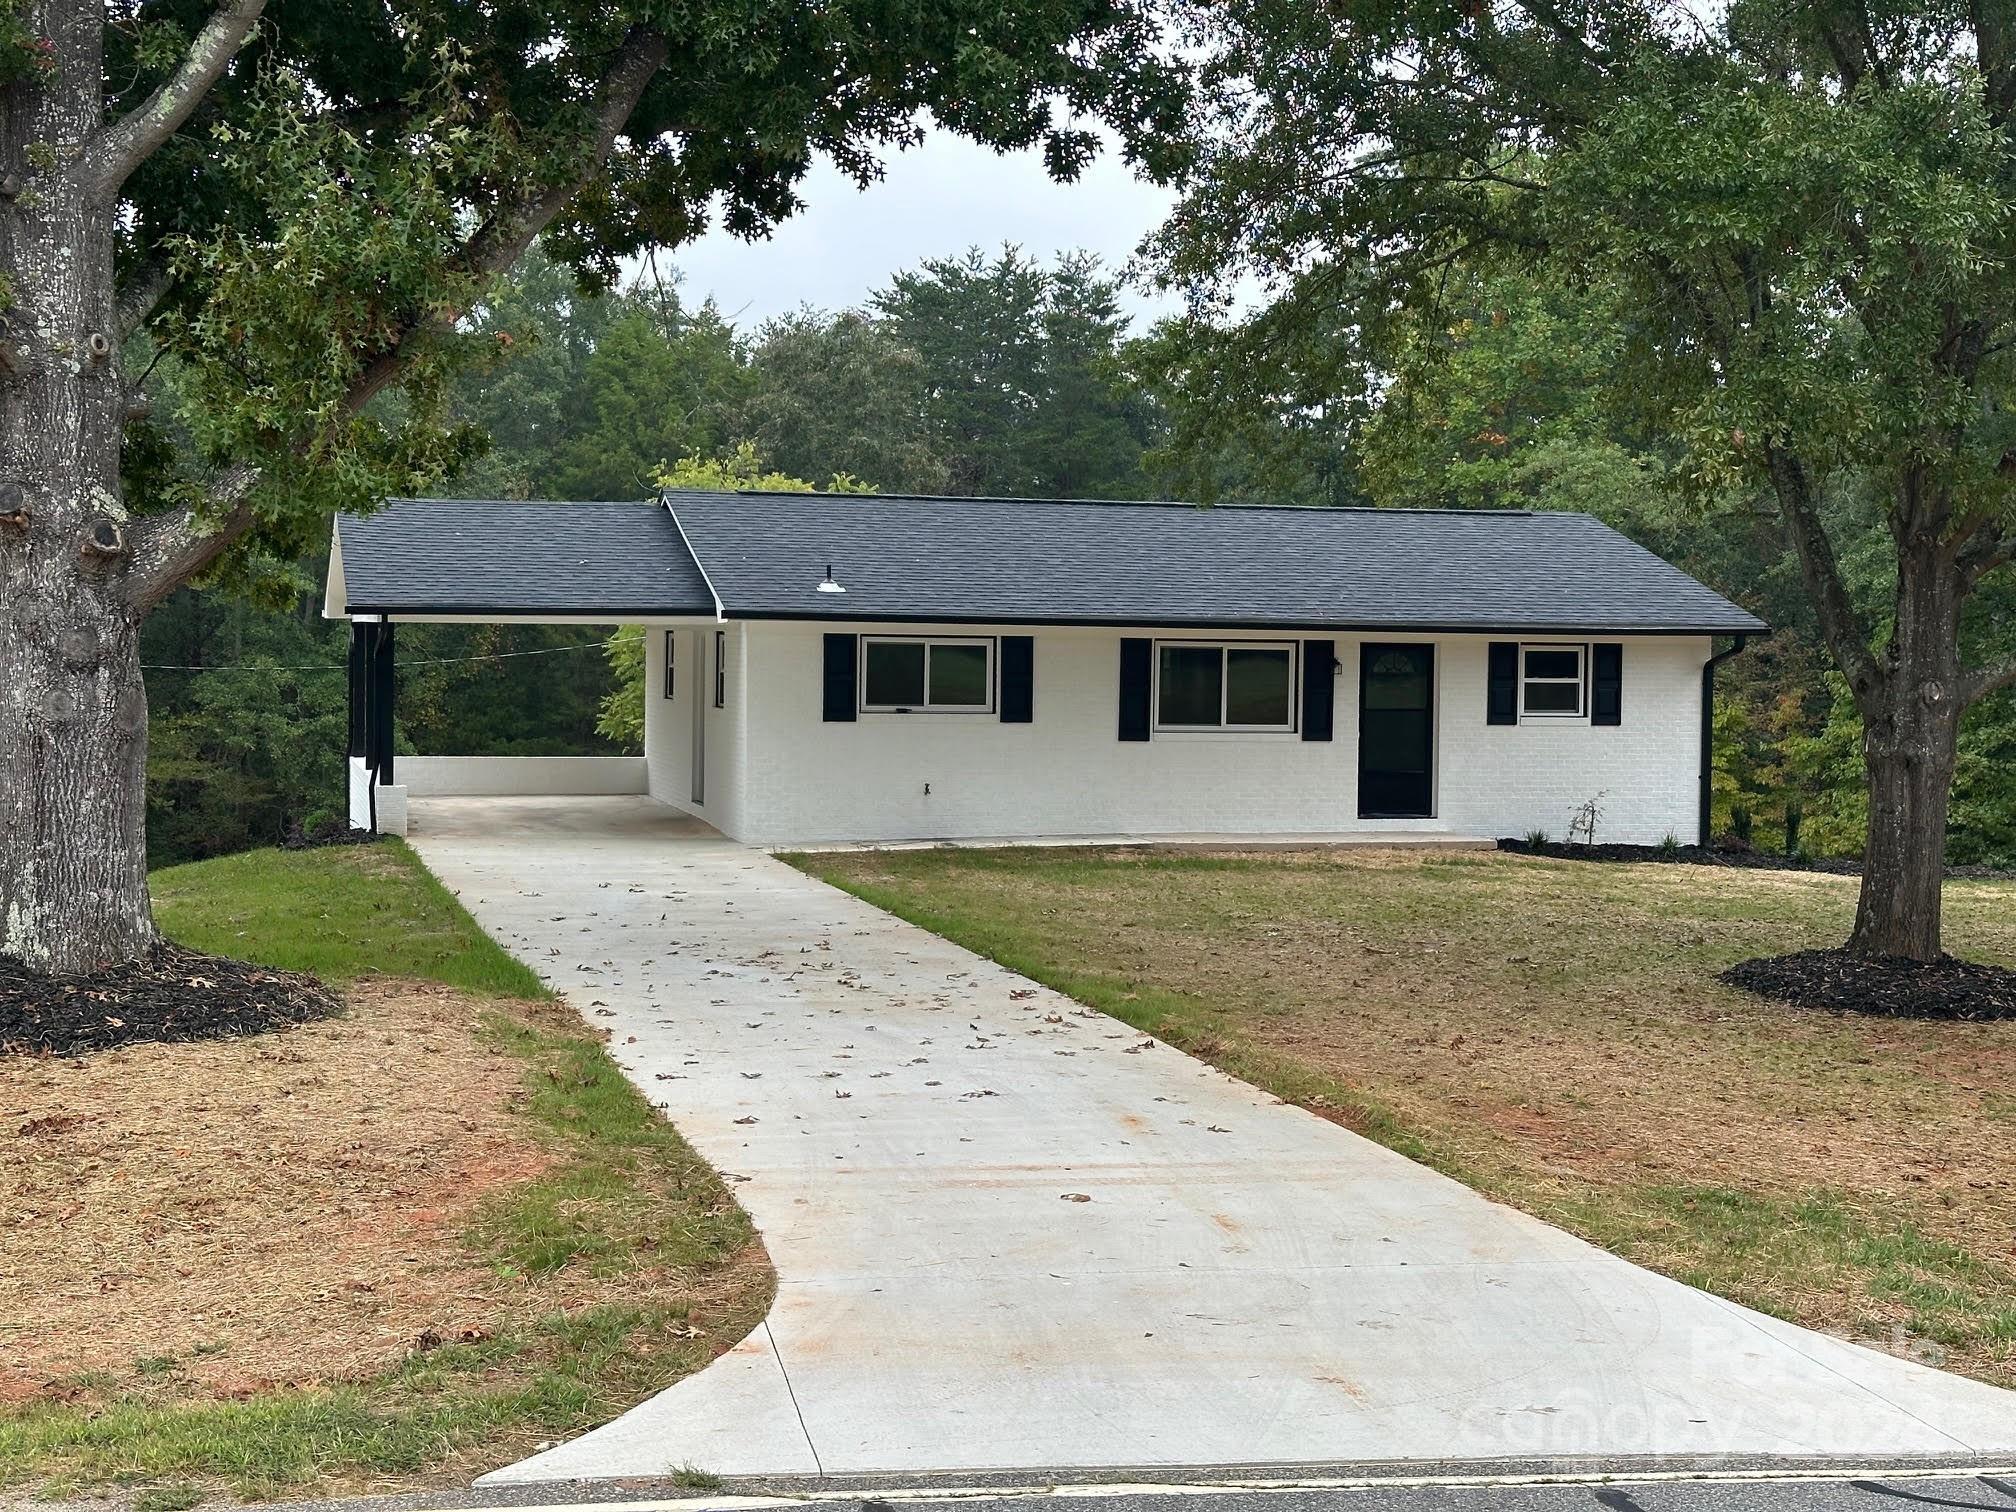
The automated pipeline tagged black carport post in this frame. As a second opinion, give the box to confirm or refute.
[347,617,396,830]
[371,619,396,786]
[347,621,368,761]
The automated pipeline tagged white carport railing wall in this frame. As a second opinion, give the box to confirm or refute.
[344,615,647,836]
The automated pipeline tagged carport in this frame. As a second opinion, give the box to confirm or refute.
[327,497,719,834]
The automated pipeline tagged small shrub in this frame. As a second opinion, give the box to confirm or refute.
[1658,833,1682,855]
[1567,791,1606,846]
[1525,828,1550,847]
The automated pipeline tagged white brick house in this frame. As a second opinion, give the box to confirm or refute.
[324,491,1765,848]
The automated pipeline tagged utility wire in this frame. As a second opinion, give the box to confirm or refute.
[141,637,619,673]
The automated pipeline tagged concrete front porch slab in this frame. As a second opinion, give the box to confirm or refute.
[401,796,2016,1482]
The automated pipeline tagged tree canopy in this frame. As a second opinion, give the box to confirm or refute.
[1140,0,2016,957]
[0,0,1186,973]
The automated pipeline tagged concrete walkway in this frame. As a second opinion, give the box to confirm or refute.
[404,797,2016,1481]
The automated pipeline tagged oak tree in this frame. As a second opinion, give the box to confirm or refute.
[0,0,1178,974]
[1149,0,2016,959]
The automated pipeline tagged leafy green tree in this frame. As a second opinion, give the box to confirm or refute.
[874,246,1052,495]
[873,245,1154,497]
[597,446,875,747]
[0,0,1182,975]
[1023,252,1157,497]
[142,587,349,862]
[1127,286,1375,507]
[739,310,949,492]
[1148,2,2016,959]
[448,247,620,499]
[548,286,748,498]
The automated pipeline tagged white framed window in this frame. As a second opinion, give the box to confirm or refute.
[1520,643,1586,718]
[1155,640,1297,732]
[663,630,676,700]
[861,636,995,713]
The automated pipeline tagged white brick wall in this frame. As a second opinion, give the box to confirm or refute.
[674,621,1708,847]
[644,622,748,836]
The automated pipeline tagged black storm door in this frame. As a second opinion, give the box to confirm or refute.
[1358,643,1434,818]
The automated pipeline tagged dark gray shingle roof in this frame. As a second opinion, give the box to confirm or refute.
[664,491,1766,634]
[336,498,715,616]
[332,491,1765,634]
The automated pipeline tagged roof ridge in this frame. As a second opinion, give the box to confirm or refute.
[689,489,1540,518]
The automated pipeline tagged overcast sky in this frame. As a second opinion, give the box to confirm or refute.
[666,130,1183,334]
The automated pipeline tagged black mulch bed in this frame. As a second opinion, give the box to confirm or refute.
[1496,836,2016,880]
[1720,948,2016,1021]
[0,942,342,1057]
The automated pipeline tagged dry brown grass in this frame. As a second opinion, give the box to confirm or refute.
[0,981,743,1400]
[796,846,2016,1383]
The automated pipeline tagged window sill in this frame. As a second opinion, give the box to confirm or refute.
[1151,728,1301,740]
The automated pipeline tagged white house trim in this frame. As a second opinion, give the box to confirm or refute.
[662,495,725,623]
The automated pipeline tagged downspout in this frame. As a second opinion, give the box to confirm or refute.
[661,490,725,623]
[1699,634,1749,846]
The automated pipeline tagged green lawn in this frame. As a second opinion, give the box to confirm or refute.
[151,839,545,996]
[0,843,769,1501]
[792,845,2016,1387]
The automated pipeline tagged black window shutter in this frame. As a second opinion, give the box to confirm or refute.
[1592,642,1623,726]
[1301,639,1335,741]
[1118,638,1152,741]
[822,633,857,722]
[1487,642,1519,725]
[1000,636,1034,723]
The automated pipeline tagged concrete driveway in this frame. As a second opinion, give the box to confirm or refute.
[405,796,2016,1481]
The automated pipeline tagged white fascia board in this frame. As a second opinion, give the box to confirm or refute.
[321,517,348,618]
[662,492,726,623]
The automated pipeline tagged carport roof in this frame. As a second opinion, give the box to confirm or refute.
[334,498,715,617]
[330,490,1767,635]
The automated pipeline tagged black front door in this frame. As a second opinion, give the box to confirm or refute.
[1359,643,1434,818]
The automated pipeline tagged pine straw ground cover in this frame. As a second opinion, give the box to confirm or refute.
[793,846,2016,1389]
[0,845,772,1503]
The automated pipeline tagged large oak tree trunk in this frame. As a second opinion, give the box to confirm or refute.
[1850,694,1959,961]
[1845,539,1963,963]
[0,1,158,974]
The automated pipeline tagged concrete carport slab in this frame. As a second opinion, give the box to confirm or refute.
[402,796,2016,1481]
